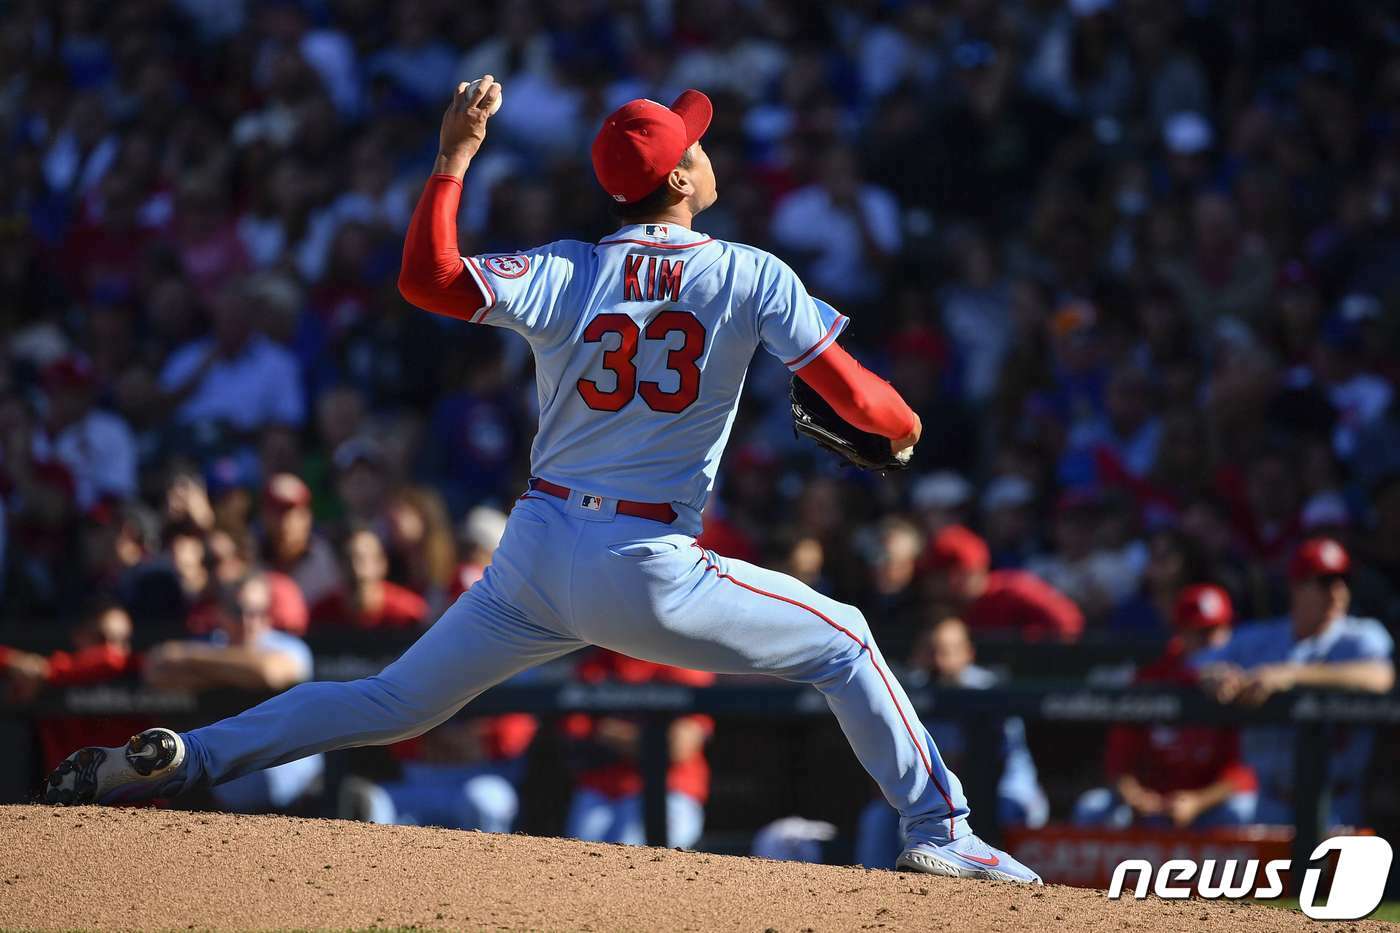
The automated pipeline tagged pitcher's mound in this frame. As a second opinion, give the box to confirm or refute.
[0,805,1388,931]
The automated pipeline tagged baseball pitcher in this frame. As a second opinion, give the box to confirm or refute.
[46,77,1040,883]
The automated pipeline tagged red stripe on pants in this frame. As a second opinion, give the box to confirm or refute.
[690,545,956,838]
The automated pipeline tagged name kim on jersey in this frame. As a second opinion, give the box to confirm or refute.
[623,255,685,302]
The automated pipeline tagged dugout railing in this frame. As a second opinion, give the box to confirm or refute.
[4,676,1398,895]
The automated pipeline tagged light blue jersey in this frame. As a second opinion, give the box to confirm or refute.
[1192,615,1394,825]
[171,220,984,865]
[460,223,846,517]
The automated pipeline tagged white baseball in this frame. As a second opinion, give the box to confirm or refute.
[467,78,503,115]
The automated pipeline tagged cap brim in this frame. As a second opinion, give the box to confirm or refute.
[670,89,712,147]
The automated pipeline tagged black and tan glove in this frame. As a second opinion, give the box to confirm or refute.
[790,376,913,472]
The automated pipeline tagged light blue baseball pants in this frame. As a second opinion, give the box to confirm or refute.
[180,491,971,845]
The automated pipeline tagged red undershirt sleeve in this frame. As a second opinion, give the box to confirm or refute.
[397,173,486,320]
[797,342,917,440]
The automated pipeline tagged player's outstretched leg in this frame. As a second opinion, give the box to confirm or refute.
[570,533,1040,884]
[46,575,581,806]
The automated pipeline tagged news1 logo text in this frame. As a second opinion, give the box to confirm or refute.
[1107,836,1393,920]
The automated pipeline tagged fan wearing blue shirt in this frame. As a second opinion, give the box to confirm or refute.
[1193,538,1395,825]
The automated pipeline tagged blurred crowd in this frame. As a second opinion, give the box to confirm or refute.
[2,0,1400,844]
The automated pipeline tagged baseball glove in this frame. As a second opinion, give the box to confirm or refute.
[790,376,912,471]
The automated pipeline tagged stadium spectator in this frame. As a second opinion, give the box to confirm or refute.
[311,527,427,630]
[860,517,924,651]
[338,506,535,832]
[259,473,342,609]
[1,598,136,703]
[908,472,973,538]
[144,573,323,813]
[451,506,508,600]
[923,525,1084,642]
[938,230,1011,404]
[158,280,305,432]
[1026,490,1146,624]
[0,600,149,775]
[332,436,392,529]
[1109,527,1206,637]
[1075,584,1258,828]
[563,651,713,849]
[31,355,136,512]
[979,475,1037,569]
[857,615,1049,868]
[4,0,1400,841]
[382,486,457,610]
[338,713,537,833]
[203,527,309,637]
[81,500,157,596]
[769,146,901,305]
[140,520,215,625]
[1195,538,1396,825]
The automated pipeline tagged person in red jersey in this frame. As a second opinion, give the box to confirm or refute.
[1073,583,1258,827]
[311,527,427,629]
[562,649,713,849]
[1,600,147,773]
[259,472,343,610]
[923,525,1085,642]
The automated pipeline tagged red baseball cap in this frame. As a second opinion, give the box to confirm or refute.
[591,90,712,205]
[1289,537,1351,582]
[1174,583,1233,631]
[925,525,990,574]
[263,473,311,511]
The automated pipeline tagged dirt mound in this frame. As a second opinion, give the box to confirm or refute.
[0,805,1386,931]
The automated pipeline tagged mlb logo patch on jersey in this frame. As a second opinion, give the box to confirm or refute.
[580,494,603,511]
[643,224,670,241]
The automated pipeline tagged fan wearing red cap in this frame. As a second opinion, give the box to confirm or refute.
[1161,583,1236,673]
[1196,537,1393,707]
[1076,583,1258,829]
[1189,537,1395,826]
[924,525,1085,642]
[1287,536,1354,643]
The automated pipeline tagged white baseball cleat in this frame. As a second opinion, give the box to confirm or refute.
[897,833,1043,884]
[44,728,188,806]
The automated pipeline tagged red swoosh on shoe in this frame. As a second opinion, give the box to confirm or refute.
[955,852,1001,867]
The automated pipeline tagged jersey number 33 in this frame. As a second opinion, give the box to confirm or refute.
[577,310,706,414]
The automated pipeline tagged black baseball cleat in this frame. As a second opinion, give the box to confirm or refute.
[45,728,188,806]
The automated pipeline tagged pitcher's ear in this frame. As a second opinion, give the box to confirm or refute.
[668,167,694,199]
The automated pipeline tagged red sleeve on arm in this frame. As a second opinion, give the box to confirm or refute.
[1024,575,1085,642]
[45,645,133,685]
[797,342,916,440]
[398,174,485,321]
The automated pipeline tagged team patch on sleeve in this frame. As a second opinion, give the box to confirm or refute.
[484,255,531,278]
